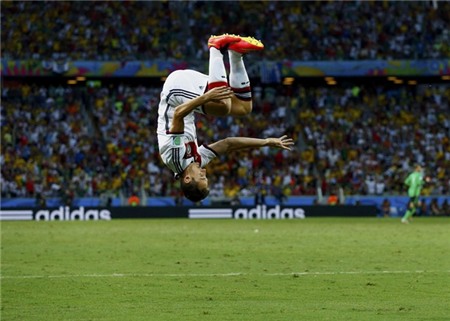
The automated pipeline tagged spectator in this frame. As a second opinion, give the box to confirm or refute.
[417,199,429,217]
[430,198,441,216]
[254,183,267,205]
[381,198,391,217]
[440,200,449,216]
[128,194,140,207]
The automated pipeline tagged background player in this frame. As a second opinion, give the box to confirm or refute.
[401,164,431,223]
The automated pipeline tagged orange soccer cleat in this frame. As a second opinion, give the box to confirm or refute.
[208,34,241,50]
[228,36,264,54]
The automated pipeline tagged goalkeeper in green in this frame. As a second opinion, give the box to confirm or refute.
[401,164,430,224]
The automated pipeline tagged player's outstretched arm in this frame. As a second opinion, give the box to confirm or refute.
[170,87,233,132]
[208,135,294,154]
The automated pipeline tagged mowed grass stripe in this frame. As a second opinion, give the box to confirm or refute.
[2,269,450,279]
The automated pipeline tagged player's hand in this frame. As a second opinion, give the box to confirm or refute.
[203,86,233,103]
[425,176,431,183]
[265,135,295,150]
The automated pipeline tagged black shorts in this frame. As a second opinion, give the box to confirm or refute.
[409,197,420,207]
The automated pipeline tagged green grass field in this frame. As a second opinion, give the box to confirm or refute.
[1,217,449,321]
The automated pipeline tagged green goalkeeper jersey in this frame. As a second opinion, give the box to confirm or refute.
[404,171,424,197]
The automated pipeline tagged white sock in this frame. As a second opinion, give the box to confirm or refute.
[207,47,228,90]
[229,50,251,100]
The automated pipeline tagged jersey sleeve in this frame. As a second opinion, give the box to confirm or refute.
[161,134,191,177]
[166,92,184,108]
[198,145,218,167]
[168,95,205,115]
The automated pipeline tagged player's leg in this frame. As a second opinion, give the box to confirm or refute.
[228,36,264,116]
[227,50,252,116]
[204,34,264,117]
[203,35,240,116]
[401,197,417,223]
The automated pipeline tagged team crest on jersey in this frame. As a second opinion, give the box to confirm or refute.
[183,142,201,163]
[172,136,181,146]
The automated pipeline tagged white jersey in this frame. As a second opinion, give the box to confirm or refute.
[157,69,217,178]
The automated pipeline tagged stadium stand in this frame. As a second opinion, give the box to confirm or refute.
[2,81,449,203]
[1,1,448,61]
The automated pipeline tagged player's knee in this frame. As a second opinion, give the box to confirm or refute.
[203,100,232,116]
[223,99,232,115]
[241,101,253,115]
[230,101,252,116]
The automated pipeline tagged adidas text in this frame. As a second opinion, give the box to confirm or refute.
[35,206,112,221]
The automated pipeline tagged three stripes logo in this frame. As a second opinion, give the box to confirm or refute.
[188,208,232,219]
[188,205,306,220]
[0,210,33,221]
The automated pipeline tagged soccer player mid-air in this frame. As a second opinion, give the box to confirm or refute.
[157,34,294,202]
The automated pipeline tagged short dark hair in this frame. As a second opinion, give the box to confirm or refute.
[180,179,209,202]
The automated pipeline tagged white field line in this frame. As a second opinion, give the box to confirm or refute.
[1,270,449,280]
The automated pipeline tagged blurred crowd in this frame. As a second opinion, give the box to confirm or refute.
[1,0,449,207]
[1,81,449,205]
[2,1,448,62]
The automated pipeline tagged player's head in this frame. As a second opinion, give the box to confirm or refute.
[180,162,210,202]
[414,164,423,172]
